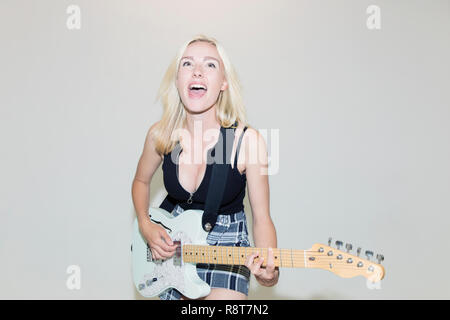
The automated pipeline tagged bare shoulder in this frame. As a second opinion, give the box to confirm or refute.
[134,120,164,185]
[241,125,267,152]
[146,120,163,161]
[237,125,268,173]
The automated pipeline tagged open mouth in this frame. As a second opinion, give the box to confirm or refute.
[188,83,207,99]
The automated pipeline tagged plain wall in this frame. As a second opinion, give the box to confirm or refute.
[0,0,449,299]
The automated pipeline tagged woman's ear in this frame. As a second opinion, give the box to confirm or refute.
[221,79,228,91]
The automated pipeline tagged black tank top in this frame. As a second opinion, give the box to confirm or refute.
[159,122,248,214]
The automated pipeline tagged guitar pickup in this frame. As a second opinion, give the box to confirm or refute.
[173,241,182,266]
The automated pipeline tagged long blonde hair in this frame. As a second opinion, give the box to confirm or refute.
[152,34,248,155]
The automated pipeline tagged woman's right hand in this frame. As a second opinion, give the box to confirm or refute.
[138,218,178,260]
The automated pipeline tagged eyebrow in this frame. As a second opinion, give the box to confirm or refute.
[181,56,220,65]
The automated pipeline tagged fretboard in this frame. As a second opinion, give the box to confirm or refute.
[182,245,310,268]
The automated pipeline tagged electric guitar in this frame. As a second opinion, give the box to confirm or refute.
[131,207,386,299]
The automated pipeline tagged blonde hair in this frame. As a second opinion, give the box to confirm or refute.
[152,34,248,155]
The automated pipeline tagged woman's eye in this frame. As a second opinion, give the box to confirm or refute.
[181,61,216,68]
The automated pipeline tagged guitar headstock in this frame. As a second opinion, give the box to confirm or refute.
[307,237,385,283]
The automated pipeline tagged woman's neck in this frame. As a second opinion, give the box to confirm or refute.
[184,104,220,137]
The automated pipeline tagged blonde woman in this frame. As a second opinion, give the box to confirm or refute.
[132,35,278,300]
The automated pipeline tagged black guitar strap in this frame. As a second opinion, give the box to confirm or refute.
[201,124,236,232]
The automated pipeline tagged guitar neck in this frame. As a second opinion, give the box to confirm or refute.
[182,244,310,268]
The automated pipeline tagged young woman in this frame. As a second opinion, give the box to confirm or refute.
[131,34,278,300]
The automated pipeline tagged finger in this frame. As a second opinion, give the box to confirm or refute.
[252,256,265,277]
[266,247,275,273]
[245,252,259,269]
[154,246,175,259]
[151,248,161,261]
[157,233,177,252]
[246,252,264,275]
[160,231,174,247]
[256,255,264,269]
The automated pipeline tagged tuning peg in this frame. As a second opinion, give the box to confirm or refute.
[365,250,374,261]
[335,240,343,250]
[345,243,353,253]
[356,247,362,257]
[376,254,384,264]
[328,237,332,246]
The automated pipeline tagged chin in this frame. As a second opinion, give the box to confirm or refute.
[183,100,215,114]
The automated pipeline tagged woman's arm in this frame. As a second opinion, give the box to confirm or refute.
[131,121,177,259]
[243,128,279,287]
[132,121,163,223]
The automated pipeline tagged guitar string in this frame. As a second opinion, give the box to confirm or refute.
[181,246,380,263]
[181,249,383,268]
[182,247,378,260]
[182,245,372,255]
[182,255,379,267]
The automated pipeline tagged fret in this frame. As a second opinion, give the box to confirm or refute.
[205,246,209,264]
[207,246,211,264]
[241,246,246,265]
[185,245,189,262]
[224,246,227,265]
[278,249,283,267]
[237,247,242,265]
[212,247,217,264]
[297,249,302,268]
[194,245,197,261]
[273,248,280,268]
[210,246,213,264]
[216,247,220,264]
[291,249,294,267]
[223,246,227,265]
[210,246,214,264]
[280,249,290,268]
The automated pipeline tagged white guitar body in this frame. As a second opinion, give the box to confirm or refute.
[131,207,211,299]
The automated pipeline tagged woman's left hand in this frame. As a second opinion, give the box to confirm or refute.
[245,247,279,287]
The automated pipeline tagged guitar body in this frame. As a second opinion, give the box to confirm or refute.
[131,207,211,299]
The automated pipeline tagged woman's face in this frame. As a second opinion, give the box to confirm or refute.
[176,41,228,114]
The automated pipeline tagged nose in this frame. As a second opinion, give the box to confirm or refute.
[193,64,203,78]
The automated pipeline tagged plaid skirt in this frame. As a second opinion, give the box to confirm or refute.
[158,204,251,300]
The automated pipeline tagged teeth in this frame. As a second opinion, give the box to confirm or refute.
[189,84,207,90]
